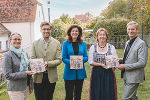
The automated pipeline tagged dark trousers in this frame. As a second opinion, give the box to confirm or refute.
[64,79,84,100]
[34,73,56,100]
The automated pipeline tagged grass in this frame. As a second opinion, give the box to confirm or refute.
[0,49,150,100]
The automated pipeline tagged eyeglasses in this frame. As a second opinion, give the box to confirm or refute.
[42,28,51,31]
[11,38,22,41]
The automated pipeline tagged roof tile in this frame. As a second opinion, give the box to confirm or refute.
[0,0,37,23]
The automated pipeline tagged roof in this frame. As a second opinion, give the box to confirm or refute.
[0,23,10,34]
[0,0,37,23]
[75,14,89,23]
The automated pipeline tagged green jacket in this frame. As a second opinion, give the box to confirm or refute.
[31,37,62,83]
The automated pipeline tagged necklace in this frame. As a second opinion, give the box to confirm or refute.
[98,43,106,50]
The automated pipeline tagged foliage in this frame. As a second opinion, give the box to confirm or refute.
[127,0,150,34]
[51,14,83,38]
[93,18,128,36]
[100,0,150,34]
[86,17,102,29]
[51,19,66,37]
[101,0,127,19]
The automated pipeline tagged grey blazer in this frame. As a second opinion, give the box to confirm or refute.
[124,37,148,83]
[2,50,28,91]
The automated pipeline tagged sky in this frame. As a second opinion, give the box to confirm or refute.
[39,0,113,22]
[35,0,113,39]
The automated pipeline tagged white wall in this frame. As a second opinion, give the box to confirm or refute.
[0,34,9,50]
[3,22,34,53]
[34,4,46,40]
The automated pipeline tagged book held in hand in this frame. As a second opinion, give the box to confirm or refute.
[30,58,45,73]
[70,56,83,69]
[105,55,119,68]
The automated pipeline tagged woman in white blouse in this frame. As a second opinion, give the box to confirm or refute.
[88,28,118,100]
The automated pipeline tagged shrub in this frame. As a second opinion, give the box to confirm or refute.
[93,18,128,36]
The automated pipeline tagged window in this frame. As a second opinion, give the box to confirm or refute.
[6,40,9,49]
[0,41,1,50]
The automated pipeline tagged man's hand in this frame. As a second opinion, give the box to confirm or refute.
[118,58,123,64]
[26,71,35,75]
[44,62,48,68]
[117,64,125,71]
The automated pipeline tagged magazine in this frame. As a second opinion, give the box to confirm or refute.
[30,58,45,73]
[105,55,119,68]
[70,56,83,69]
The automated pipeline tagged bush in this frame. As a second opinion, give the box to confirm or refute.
[93,18,128,36]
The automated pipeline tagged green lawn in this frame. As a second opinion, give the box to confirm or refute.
[0,49,150,100]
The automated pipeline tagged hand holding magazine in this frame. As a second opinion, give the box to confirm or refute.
[105,55,119,68]
[70,56,83,69]
[30,58,45,73]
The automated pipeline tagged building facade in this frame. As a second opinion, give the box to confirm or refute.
[0,0,46,53]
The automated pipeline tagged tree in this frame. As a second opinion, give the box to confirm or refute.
[51,14,83,38]
[60,14,69,24]
[127,0,150,34]
[101,0,127,19]
[86,17,102,29]
[93,18,128,36]
[100,0,150,34]
[51,19,66,37]
[85,12,93,19]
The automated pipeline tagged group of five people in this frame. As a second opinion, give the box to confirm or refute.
[2,21,148,100]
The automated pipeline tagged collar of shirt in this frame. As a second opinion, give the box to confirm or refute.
[42,37,51,48]
[129,36,137,45]
[42,37,51,43]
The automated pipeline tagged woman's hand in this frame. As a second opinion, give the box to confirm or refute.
[26,71,35,75]
[112,67,116,71]
[91,62,108,69]
[101,64,108,69]
[118,58,123,64]
[29,90,33,94]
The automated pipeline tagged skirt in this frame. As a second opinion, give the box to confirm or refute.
[89,66,117,100]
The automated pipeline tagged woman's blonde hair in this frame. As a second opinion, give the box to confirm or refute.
[96,28,108,42]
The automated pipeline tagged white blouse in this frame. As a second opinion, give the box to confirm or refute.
[88,43,117,67]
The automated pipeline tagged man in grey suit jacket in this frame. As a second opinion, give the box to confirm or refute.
[118,21,148,100]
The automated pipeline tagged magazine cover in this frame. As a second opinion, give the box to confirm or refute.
[70,56,83,69]
[30,58,45,73]
[105,55,119,68]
